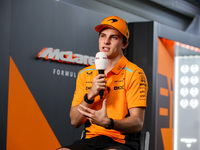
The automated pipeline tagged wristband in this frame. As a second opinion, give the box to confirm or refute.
[105,118,114,129]
[84,93,94,104]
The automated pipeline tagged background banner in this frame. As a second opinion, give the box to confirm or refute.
[0,0,107,149]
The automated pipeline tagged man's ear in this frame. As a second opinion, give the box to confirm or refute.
[122,41,129,49]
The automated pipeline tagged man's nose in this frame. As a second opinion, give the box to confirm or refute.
[104,37,111,44]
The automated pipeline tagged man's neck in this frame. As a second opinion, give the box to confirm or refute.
[105,55,123,75]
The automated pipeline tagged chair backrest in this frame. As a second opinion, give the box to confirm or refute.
[80,129,86,139]
[140,131,150,150]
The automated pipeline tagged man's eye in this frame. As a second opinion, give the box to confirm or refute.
[100,34,105,37]
[112,36,118,39]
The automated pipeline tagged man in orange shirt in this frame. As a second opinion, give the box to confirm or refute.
[58,16,148,150]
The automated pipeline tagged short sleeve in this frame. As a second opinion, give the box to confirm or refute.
[71,71,86,107]
[126,68,148,109]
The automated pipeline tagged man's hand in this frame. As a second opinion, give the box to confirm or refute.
[87,74,107,100]
[70,74,107,128]
[77,99,110,128]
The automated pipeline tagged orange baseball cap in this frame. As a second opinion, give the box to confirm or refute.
[95,16,129,40]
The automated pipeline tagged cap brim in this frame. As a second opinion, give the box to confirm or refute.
[95,24,115,32]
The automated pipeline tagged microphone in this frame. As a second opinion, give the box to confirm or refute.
[95,52,108,99]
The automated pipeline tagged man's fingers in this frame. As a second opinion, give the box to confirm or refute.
[77,108,92,118]
[79,104,95,115]
[79,104,92,112]
[97,74,106,79]
[98,78,107,82]
[95,85,106,91]
[103,99,107,106]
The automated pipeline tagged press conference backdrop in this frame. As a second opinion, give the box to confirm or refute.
[2,0,200,150]
[1,1,157,149]
[0,0,106,149]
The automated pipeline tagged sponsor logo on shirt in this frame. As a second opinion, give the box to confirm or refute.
[141,76,146,82]
[140,95,146,98]
[140,83,147,86]
[138,72,144,75]
[114,85,124,90]
[114,78,124,83]
[117,66,122,70]
[86,86,91,90]
[86,72,93,76]
[86,81,92,83]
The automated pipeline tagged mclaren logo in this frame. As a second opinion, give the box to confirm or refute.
[37,47,95,66]
[108,19,118,23]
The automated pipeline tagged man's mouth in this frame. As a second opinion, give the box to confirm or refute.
[103,47,110,52]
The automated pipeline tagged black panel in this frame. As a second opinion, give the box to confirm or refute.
[127,22,155,150]
[0,0,11,149]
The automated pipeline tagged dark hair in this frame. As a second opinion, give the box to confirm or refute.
[122,35,128,55]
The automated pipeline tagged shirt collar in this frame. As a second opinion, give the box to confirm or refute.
[111,55,128,74]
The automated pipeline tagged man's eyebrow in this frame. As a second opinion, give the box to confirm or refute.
[111,34,120,37]
[100,33,121,37]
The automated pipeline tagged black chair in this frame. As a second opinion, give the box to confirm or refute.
[140,131,150,150]
[81,130,150,150]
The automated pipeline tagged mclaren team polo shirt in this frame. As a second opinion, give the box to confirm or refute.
[71,55,148,144]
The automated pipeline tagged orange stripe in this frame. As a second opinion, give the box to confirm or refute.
[159,108,168,116]
[160,87,168,96]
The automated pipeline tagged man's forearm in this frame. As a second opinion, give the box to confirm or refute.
[111,107,145,133]
[112,116,144,133]
[70,100,91,128]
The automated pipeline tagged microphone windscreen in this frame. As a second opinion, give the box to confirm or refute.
[95,52,108,70]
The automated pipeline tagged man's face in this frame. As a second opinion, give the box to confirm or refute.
[99,28,128,59]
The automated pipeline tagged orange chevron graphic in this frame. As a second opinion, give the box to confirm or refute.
[7,56,61,150]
